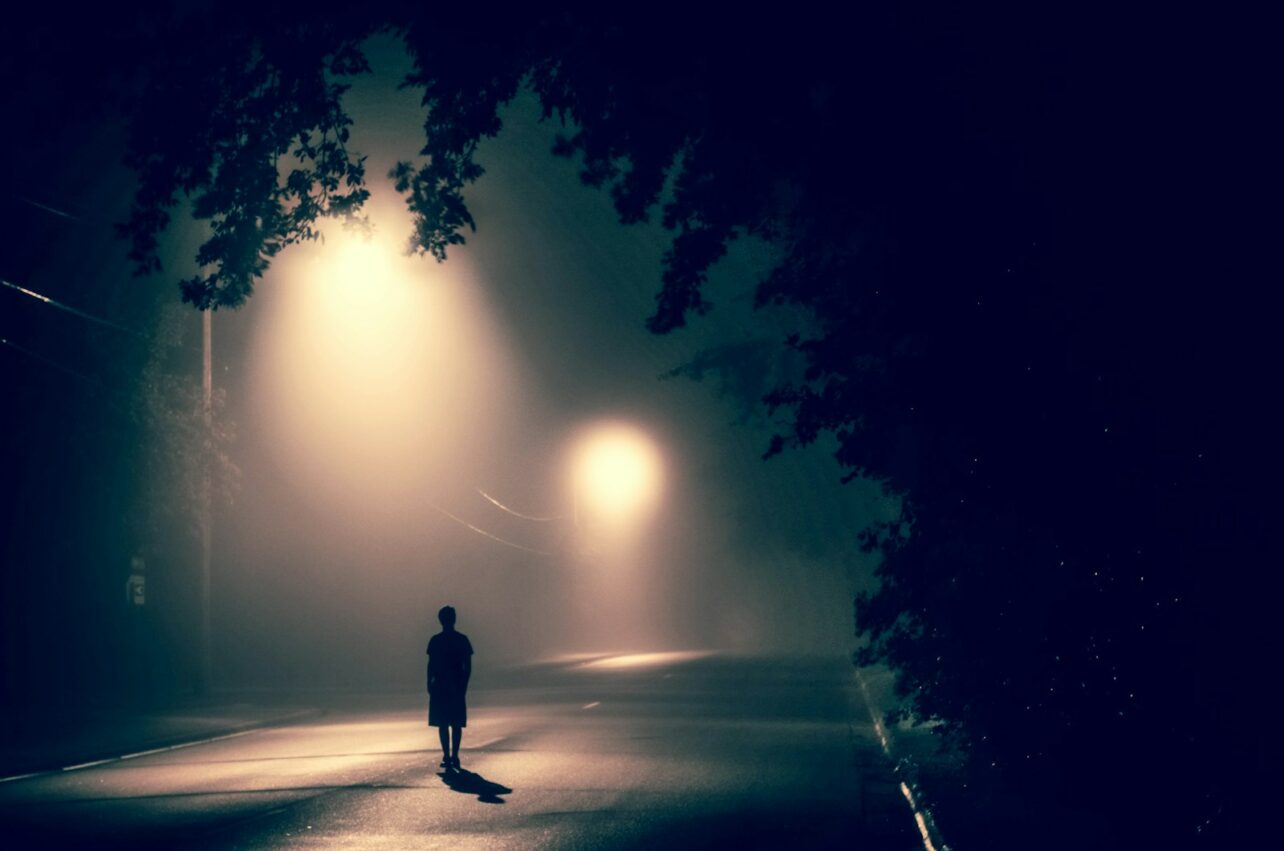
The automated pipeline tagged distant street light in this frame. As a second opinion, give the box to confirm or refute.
[565,421,665,650]
[568,421,664,531]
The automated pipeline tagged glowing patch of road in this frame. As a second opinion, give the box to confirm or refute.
[540,652,612,665]
[577,650,715,670]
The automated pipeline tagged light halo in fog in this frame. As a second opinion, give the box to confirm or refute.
[569,421,664,525]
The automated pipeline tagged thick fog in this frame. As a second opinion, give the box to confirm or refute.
[1,37,891,697]
[182,38,894,688]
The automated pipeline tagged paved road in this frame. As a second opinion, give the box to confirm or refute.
[0,653,921,849]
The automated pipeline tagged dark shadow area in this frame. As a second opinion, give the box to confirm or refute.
[438,767,512,804]
[588,808,913,851]
[0,811,284,851]
[2,782,424,807]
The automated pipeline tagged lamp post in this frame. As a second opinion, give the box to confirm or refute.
[198,308,212,695]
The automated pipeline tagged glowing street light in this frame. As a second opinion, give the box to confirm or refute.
[563,421,666,651]
[249,202,522,522]
[568,422,664,529]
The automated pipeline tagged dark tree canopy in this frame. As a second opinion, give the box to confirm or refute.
[30,4,1268,848]
[118,10,373,309]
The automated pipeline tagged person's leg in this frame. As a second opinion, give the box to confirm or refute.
[451,725,463,766]
[438,726,450,764]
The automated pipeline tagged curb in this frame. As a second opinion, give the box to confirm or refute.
[853,667,951,851]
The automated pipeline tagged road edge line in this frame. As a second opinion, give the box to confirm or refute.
[854,667,950,851]
[0,707,325,783]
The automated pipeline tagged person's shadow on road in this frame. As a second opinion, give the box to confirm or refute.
[439,767,512,804]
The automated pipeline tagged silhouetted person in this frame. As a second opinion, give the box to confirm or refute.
[427,605,473,771]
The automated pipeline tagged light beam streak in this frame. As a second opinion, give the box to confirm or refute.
[427,501,554,556]
[1,278,145,337]
[10,193,82,221]
[476,487,563,522]
[1,336,132,416]
[0,336,113,394]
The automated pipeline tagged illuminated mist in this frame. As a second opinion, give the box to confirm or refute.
[191,37,881,691]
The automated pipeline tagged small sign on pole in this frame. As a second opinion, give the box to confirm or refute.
[126,556,146,607]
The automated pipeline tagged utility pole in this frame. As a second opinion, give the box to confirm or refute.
[198,309,212,695]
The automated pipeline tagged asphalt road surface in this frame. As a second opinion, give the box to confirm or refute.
[0,653,922,849]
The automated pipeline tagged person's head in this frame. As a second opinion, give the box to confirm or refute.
[438,605,457,629]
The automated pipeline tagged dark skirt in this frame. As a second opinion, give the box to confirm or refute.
[428,686,467,727]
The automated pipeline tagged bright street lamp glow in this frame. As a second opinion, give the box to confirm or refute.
[248,204,524,523]
[571,422,664,524]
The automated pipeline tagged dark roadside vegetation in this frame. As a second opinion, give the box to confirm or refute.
[3,5,1269,848]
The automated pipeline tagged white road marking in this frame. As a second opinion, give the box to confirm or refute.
[119,728,257,760]
[1,725,267,783]
[855,669,949,851]
[62,758,113,771]
[0,771,43,784]
[902,782,939,851]
[582,702,601,710]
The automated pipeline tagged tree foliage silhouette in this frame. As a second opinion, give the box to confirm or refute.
[118,11,372,309]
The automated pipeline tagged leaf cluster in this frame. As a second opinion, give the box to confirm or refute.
[118,9,375,309]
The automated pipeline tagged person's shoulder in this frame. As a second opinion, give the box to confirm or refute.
[456,632,474,652]
[427,631,443,649]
